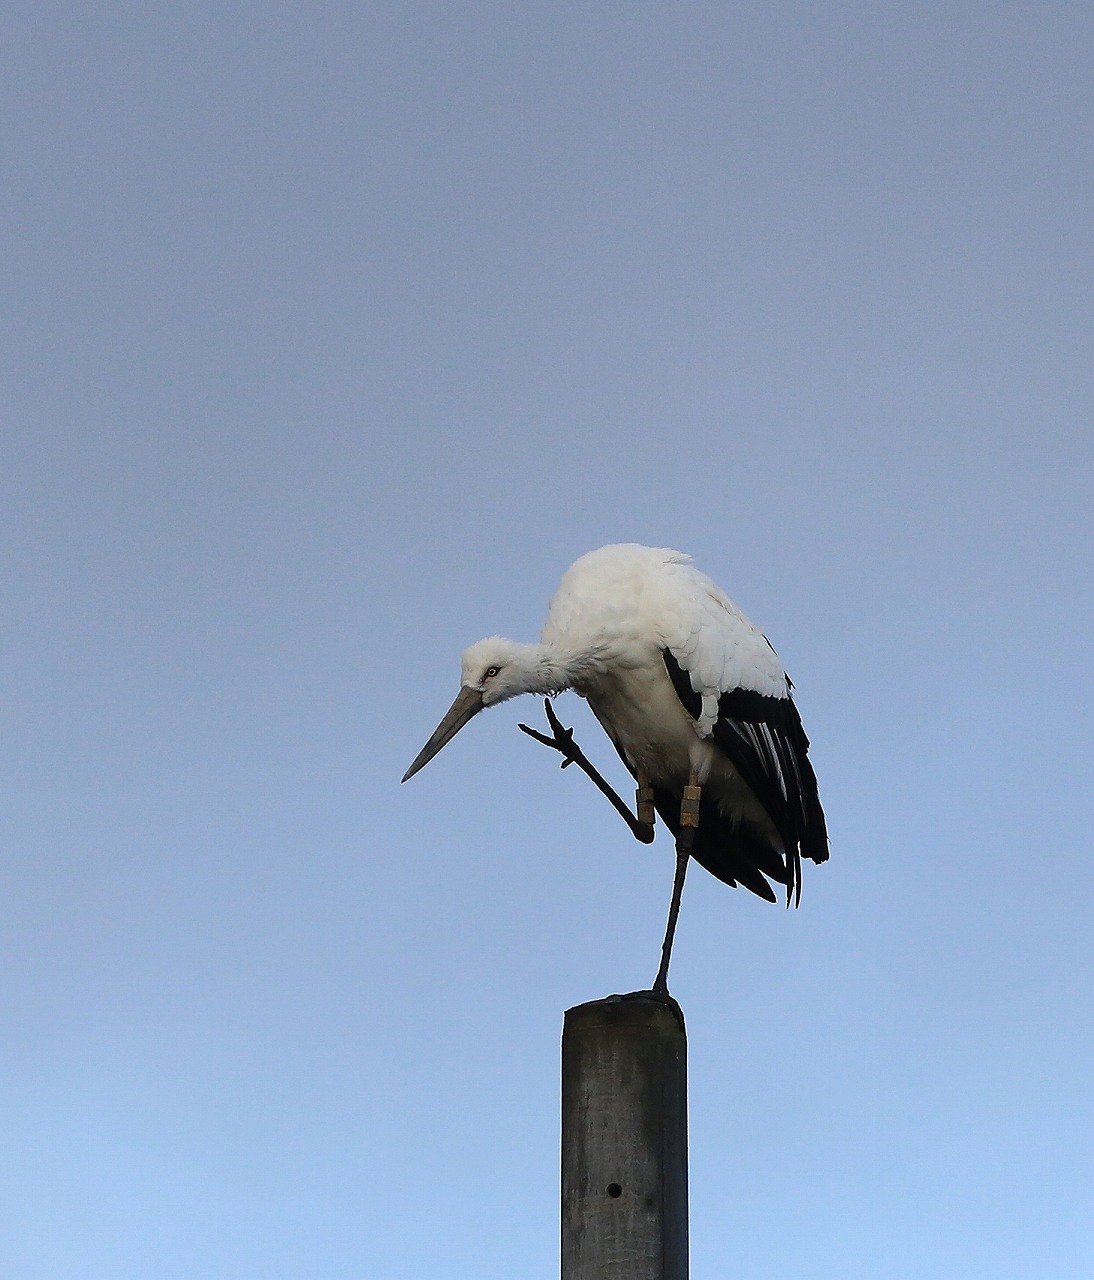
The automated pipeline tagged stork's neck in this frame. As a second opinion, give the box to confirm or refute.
[515,640,603,696]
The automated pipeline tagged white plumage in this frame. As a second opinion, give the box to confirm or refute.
[404,544,829,912]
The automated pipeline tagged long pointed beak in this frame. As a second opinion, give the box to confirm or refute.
[402,686,485,782]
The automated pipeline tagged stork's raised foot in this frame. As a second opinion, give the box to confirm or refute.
[518,699,656,844]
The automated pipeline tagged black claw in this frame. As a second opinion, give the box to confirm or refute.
[544,698,569,736]
[518,696,653,845]
[518,725,553,748]
[519,702,581,765]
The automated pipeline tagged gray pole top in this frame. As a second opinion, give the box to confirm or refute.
[562,993,689,1280]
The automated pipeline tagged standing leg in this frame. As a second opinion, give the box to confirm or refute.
[652,772,701,995]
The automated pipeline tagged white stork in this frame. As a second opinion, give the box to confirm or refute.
[403,544,828,993]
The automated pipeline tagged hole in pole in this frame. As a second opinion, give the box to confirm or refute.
[606,1183,623,1199]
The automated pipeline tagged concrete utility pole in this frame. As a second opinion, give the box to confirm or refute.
[561,993,688,1280]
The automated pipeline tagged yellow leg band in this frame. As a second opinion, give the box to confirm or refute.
[636,785,655,826]
[680,784,701,828]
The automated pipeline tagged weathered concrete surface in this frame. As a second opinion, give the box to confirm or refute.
[561,993,688,1280]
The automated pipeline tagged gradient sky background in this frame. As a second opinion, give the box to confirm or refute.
[2,4,1091,1277]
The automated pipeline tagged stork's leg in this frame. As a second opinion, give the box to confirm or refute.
[518,699,655,844]
[652,772,701,995]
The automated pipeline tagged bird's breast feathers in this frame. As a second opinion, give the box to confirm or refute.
[585,658,706,783]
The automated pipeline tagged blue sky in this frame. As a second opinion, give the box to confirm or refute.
[1,4,1090,1276]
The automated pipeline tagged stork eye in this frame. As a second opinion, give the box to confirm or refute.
[484,665,501,679]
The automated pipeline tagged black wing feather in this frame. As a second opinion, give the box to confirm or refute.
[712,687,829,879]
[663,648,829,905]
[662,648,703,719]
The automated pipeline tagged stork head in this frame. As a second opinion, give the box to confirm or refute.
[401,636,541,782]
[459,636,538,706]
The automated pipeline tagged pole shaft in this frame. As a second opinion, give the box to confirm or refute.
[561,994,688,1280]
